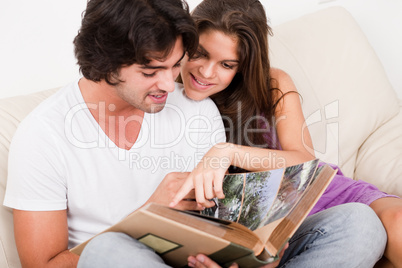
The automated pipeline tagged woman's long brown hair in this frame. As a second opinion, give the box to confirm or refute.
[191,0,281,150]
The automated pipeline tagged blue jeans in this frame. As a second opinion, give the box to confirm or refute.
[77,203,386,268]
[278,203,386,267]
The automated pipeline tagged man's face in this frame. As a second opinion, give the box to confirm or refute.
[113,36,185,113]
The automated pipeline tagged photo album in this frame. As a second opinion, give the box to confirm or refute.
[71,159,336,268]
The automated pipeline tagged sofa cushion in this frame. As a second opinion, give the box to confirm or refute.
[355,101,402,196]
[268,6,400,179]
[0,89,57,268]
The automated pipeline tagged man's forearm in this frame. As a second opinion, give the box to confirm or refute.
[43,250,79,268]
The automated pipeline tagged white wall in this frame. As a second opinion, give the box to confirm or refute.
[1,0,401,99]
[263,0,402,100]
[0,1,86,98]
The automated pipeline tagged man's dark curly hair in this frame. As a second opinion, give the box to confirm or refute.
[73,0,198,85]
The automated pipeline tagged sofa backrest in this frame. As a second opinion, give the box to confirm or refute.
[269,6,399,178]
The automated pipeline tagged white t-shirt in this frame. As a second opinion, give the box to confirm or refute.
[4,80,225,248]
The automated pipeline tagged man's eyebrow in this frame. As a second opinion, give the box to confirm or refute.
[176,51,186,65]
[141,52,186,70]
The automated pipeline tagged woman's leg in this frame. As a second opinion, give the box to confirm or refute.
[278,203,386,268]
[370,197,402,268]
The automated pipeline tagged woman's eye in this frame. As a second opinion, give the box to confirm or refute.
[222,63,235,69]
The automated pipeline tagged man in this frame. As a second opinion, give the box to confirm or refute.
[4,0,225,267]
[4,0,387,267]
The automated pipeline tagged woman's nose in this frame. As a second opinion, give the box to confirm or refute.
[199,62,215,79]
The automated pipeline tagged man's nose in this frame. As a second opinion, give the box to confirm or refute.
[156,70,175,92]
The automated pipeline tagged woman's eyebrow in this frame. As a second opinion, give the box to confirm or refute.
[223,59,240,63]
[199,44,239,63]
[198,44,209,55]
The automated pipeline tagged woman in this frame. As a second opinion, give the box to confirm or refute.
[171,0,402,267]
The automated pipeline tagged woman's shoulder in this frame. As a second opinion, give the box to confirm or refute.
[269,68,298,94]
[270,67,288,78]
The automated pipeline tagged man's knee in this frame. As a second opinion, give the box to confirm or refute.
[86,232,132,251]
[85,232,154,255]
[78,232,169,268]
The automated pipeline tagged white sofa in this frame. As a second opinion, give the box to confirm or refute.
[0,6,400,268]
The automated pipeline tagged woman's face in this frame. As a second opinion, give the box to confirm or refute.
[180,30,239,101]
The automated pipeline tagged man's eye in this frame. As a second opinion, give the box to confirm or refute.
[173,62,181,68]
[143,72,156,77]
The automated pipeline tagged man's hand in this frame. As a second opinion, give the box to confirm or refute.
[188,254,239,268]
[187,243,289,268]
[144,172,204,211]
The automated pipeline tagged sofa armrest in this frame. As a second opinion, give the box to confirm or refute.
[0,88,58,268]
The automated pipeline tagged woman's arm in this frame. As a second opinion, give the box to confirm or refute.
[171,69,315,207]
[230,68,315,171]
[270,68,315,164]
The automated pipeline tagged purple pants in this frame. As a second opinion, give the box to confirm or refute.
[309,163,399,216]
